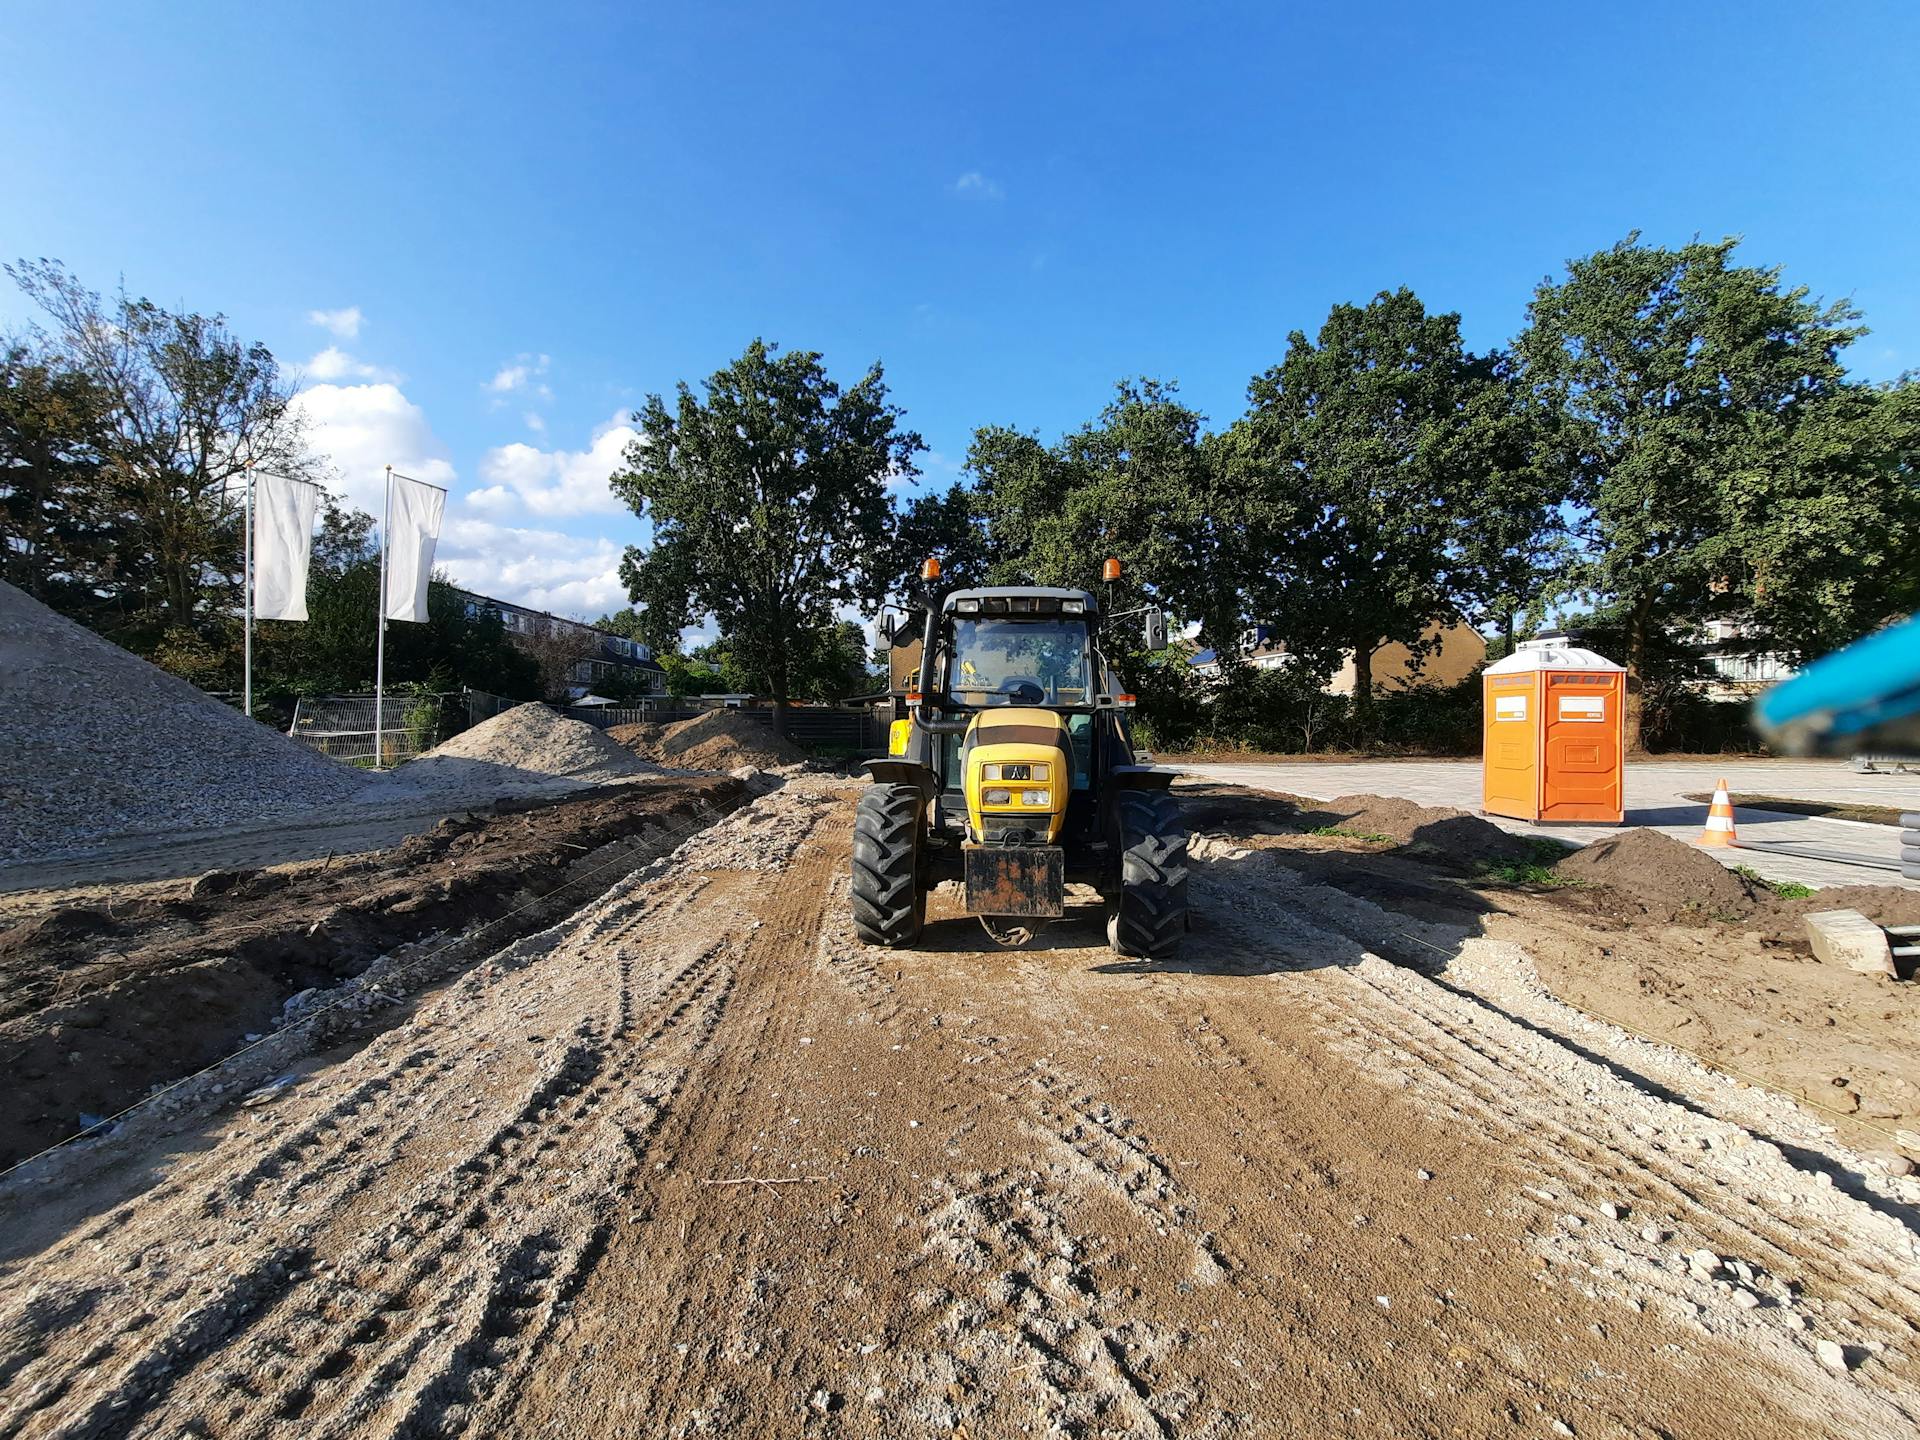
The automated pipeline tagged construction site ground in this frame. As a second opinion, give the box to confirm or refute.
[1173,757,1919,892]
[4,774,1920,1439]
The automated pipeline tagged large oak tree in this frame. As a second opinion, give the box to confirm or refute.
[610,340,921,729]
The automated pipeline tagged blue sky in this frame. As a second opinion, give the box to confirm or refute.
[3,2,1915,632]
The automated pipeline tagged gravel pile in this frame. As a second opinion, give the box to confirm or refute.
[401,702,660,793]
[0,580,372,866]
[610,710,808,771]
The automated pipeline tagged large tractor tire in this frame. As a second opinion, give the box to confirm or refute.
[851,784,926,947]
[1106,788,1189,959]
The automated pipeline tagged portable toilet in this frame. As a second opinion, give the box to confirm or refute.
[1482,638,1626,823]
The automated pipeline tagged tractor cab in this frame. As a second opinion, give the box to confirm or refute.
[853,562,1188,957]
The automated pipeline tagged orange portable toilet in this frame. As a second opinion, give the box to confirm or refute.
[1482,637,1626,824]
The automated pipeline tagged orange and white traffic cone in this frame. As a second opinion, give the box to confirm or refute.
[1698,778,1739,848]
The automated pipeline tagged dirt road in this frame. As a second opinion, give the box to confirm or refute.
[3,778,1917,1437]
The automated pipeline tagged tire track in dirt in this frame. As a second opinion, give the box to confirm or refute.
[0,784,841,1440]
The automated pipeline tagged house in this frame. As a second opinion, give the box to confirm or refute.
[1689,617,1796,701]
[450,587,668,698]
[1187,620,1487,692]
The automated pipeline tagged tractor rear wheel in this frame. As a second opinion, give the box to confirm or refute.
[1107,788,1188,959]
[851,784,926,947]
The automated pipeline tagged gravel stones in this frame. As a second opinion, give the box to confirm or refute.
[0,580,372,865]
[403,703,660,791]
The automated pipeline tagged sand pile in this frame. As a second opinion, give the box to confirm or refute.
[611,710,807,771]
[1307,793,1537,868]
[403,703,659,792]
[1553,828,1763,920]
[0,580,372,865]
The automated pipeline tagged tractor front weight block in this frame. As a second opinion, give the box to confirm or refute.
[964,845,1065,918]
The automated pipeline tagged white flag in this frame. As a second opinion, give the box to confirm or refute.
[382,472,446,623]
[253,473,320,621]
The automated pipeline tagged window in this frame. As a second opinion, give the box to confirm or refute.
[947,618,1092,706]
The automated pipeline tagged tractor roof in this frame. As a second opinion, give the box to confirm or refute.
[941,586,1099,614]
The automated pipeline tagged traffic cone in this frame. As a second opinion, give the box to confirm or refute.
[1698,778,1738,848]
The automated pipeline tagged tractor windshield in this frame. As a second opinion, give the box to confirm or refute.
[947,617,1093,707]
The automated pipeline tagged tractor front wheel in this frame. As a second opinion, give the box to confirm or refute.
[851,784,926,947]
[1106,789,1189,959]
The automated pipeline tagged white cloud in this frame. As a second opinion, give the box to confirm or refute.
[437,514,628,617]
[486,352,552,397]
[307,306,363,339]
[290,381,457,521]
[474,412,635,517]
[305,346,400,383]
[952,171,1004,200]
[523,411,546,434]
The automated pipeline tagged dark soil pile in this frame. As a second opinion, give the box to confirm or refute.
[611,710,808,771]
[1305,794,1539,869]
[0,774,748,1169]
[1552,828,1764,922]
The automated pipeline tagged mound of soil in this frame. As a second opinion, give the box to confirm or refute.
[1552,828,1764,921]
[405,702,657,790]
[612,710,807,771]
[0,774,749,1169]
[1306,794,1538,869]
[0,580,370,865]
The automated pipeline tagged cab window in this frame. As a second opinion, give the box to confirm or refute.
[948,618,1091,707]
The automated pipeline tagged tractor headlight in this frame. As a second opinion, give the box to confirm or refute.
[1020,788,1052,807]
[982,763,1049,782]
[983,787,1012,806]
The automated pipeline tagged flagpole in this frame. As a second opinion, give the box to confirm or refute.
[243,463,254,718]
[375,464,391,770]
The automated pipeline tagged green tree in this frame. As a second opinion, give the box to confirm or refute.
[592,606,650,640]
[7,260,315,651]
[1435,356,1566,652]
[0,341,115,616]
[1726,375,1920,664]
[610,340,921,731]
[965,380,1247,659]
[890,481,992,594]
[1514,235,1865,748]
[1225,288,1487,734]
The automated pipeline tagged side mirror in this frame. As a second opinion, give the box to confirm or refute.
[1144,609,1168,650]
[878,611,897,642]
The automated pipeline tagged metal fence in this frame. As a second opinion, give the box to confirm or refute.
[288,690,518,766]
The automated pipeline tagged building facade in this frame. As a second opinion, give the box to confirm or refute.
[451,588,668,698]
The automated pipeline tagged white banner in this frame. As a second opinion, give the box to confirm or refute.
[382,472,446,623]
[252,472,320,621]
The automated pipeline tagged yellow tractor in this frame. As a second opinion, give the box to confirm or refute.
[853,559,1187,957]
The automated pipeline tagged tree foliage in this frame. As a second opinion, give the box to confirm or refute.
[6,260,316,648]
[1514,234,1869,746]
[1223,288,1495,729]
[611,340,920,723]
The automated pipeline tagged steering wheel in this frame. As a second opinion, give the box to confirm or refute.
[998,677,1046,705]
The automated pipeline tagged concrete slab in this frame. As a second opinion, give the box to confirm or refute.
[1167,757,1919,892]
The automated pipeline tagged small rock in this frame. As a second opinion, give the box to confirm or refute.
[864,1386,885,1406]
[1639,1223,1666,1245]
[1416,1169,1432,1182]
[1731,1288,1761,1310]
[1375,1295,1391,1309]
[1599,1201,1623,1221]
[809,1388,839,1413]
[1863,1151,1914,1178]
[1560,1214,1584,1231]
[1550,1421,1575,1439]
[1816,1339,1848,1372]
[1687,1248,1721,1275]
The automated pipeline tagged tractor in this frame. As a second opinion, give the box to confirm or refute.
[851,557,1188,957]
